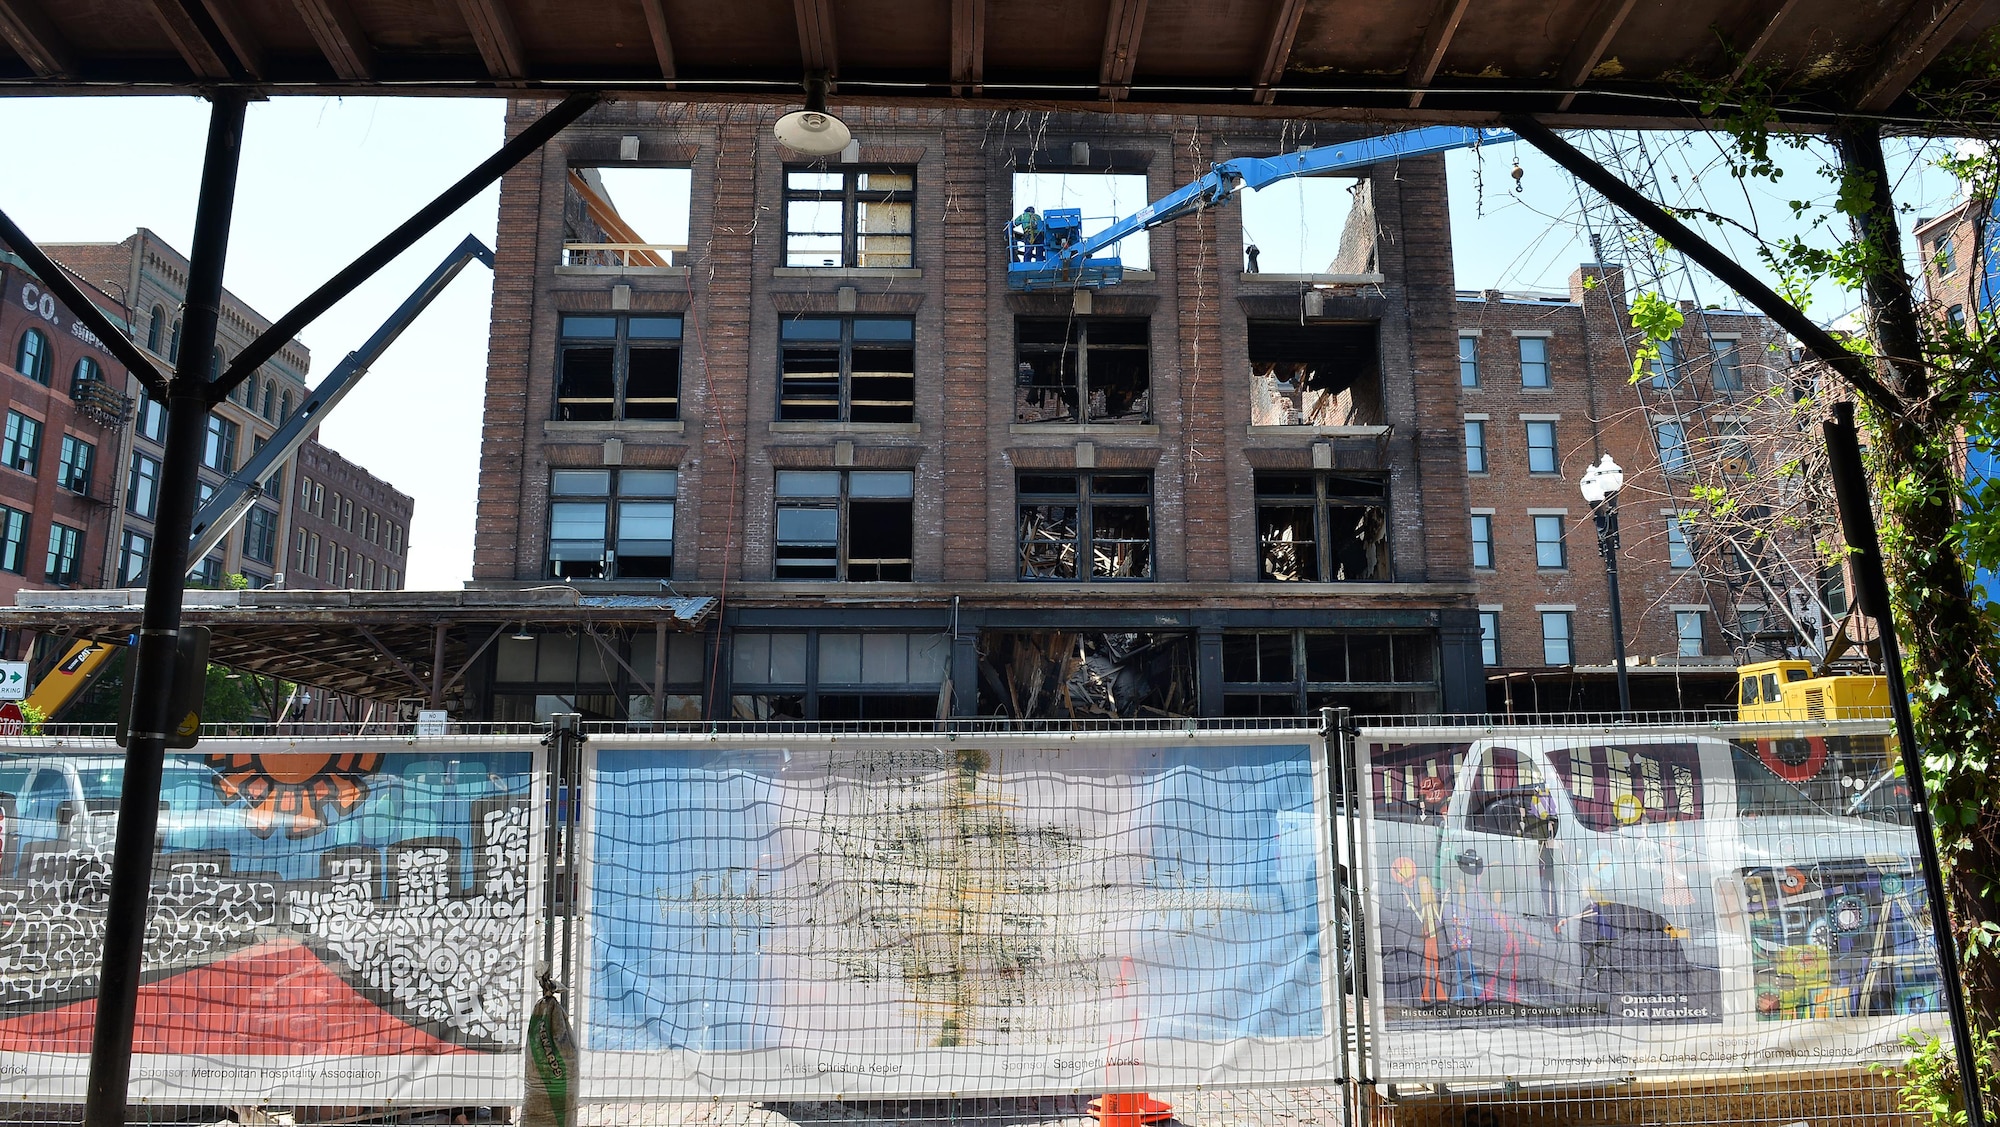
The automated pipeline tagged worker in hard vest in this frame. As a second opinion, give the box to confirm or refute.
[1013,206,1044,262]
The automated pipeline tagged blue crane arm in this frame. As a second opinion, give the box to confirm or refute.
[1047,125,1515,272]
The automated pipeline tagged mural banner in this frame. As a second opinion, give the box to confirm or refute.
[1359,720,1948,1083]
[0,739,541,1106]
[578,730,1344,1100]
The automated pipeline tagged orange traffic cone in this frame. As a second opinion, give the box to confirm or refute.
[1087,1091,1174,1125]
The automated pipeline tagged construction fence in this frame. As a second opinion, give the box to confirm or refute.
[0,716,1949,1124]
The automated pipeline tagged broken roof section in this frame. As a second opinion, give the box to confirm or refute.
[0,1,1989,128]
[0,587,715,704]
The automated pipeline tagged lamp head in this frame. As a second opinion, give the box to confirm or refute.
[774,73,851,156]
[1580,453,1624,504]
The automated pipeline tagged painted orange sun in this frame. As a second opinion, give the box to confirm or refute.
[209,752,385,838]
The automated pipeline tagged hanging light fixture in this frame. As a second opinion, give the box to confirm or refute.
[773,72,851,156]
[511,622,535,642]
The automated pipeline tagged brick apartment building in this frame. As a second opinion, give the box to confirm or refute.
[45,230,413,594]
[0,254,135,623]
[1456,265,1821,711]
[290,438,413,591]
[464,100,1487,722]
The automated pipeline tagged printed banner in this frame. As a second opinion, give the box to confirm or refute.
[1360,722,1947,1082]
[580,732,1343,1100]
[0,740,540,1105]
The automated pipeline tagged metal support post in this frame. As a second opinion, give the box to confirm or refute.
[83,92,248,1127]
[1826,401,1986,1127]
[1590,499,1632,714]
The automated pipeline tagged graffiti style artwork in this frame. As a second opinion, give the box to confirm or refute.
[583,737,1338,1100]
[0,747,538,1104]
[1740,861,1942,1020]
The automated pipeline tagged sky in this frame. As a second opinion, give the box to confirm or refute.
[0,97,1974,588]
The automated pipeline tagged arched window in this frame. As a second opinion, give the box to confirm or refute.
[147,306,165,353]
[73,357,101,390]
[15,329,50,385]
[169,318,182,363]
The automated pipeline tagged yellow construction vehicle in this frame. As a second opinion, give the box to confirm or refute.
[24,637,120,719]
[1734,659,1904,818]
[1736,659,1889,724]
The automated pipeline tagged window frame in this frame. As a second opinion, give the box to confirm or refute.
[553,313,685,422]
[781,167,916,269]
[15,328,50,385]
[1676,610,1705,657]
[1517,335,1550,388]
[777,315,916,423]
[546,468,682,581]
[55,434,93,496]
[1471,513,1494,569]
[203,414,238,473]
[1464,419,1488,473]
[1017,471,1155,582]
[135,397,166,444]
[1708,336,1744,392]
[1479,611,1500,666]
[0,506,27,575]
[1014,316,1152,425]
[1667,516,1695,569]
[128,451,161,519]
[44,522,80,584]
[1532,513,1568,570]
[1935,230,1957,275]
[119,529,150,585]
[242,504,278,566]
[1540,610,1573,666]
[2,411,42,476]
[1649,335,1683,388]
[1655,419,1691,475]
[1219,630,1443,716]
[1252,471,1394,583]
[1458,335,1480,387]
[1524,419,1558,474]
[773,469,915,582]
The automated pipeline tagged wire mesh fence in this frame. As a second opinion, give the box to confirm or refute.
[0,717,1952,1125]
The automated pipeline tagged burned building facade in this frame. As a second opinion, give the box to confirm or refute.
[467,101,1484,722]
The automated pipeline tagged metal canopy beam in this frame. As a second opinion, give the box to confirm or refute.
[1098,0,1148,101]
[1854,0,1983,112]
[453,0,526,81]
[1403,0,1471,109]
[794,0,838,76]
[197,0,265,80]
[1555,0,1639,111]
[145,0,244,81]
[950,0,983,92]
[1728,0,1806,85]
[0,0,71,77]
[290,0,374,80]
[1252,0,1305,105]
[637,0,677,83]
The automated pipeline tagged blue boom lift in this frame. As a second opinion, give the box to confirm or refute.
[1007,125,1517,291]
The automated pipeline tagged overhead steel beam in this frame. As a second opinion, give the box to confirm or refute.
[637,0,676,82]
[1252,0,1306,104]
[197,0,263,79]
[211,92,598,404]
[290,0,373,80]
[144,0,240,80]
[1404,0,1471,108]
[355,623,433,696]
[0,0,72,77]
[0,209,170,401]
[453,0,526,80]
[1098,0,1148,100]
[950,0,984,93]
[1554,0,1638,110]
[1504,114,1901,415]
[1728,0,1805,84]
[793,0,837,76]
[1854,0,1982,112]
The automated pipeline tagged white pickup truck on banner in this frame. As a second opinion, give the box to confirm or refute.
[1359,719,1948,1083]
[577,729,1348,1101]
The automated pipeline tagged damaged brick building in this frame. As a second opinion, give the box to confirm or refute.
[465,101,1489,722]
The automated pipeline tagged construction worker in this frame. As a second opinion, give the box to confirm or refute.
[1013,205,1044,262]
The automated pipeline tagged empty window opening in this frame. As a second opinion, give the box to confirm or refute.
[976,631,1193,719]
[785,169,914,268]
[1247,321,1382,426]
[1255,471,1391,582]
[562,166,690,267]
[1011,172,1151,270]
[1239,175,1368,274]
[1017,472,1153,581]
[1221,630,1439,717]
[775,470,914,582]
[1015,317,1150,424]
[555,314,682,421]
[779,316,915,422]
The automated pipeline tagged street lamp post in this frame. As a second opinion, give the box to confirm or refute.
[1580,454,1633,714]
